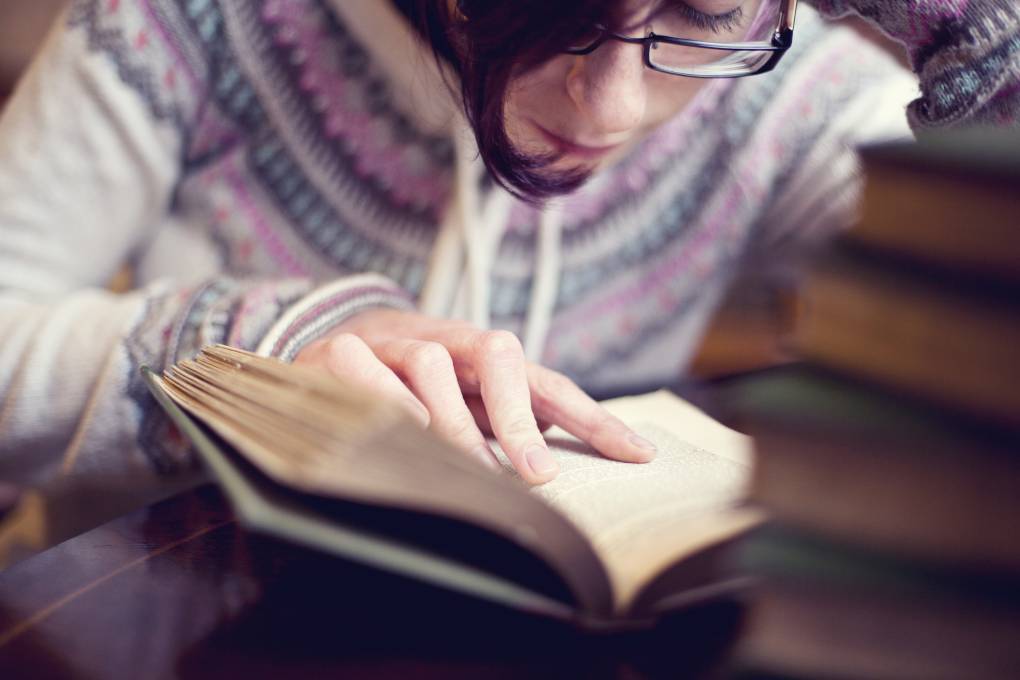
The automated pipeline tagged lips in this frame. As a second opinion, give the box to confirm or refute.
[531,121,624,160]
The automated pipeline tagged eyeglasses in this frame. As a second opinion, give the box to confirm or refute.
[564,0,798,79]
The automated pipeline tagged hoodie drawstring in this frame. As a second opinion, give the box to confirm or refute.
[522,201,563,362]
[419,123,562,361]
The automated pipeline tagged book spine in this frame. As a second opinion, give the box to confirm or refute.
[853,163,1020,282]
[749,429,1020,570]
[795,265,1020,428]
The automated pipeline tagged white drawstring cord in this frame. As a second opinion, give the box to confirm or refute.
[419,122,477,318]
[522,201,563,361]
[418,200,464,318]
[420,120,563,362]
[470,187,514,327]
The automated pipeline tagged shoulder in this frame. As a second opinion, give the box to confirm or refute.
[65,0,217,126]
[750,6,915,110]
[722,6,917,151]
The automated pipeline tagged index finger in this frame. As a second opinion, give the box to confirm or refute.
[526,364,657,464]
[439,329,559,484]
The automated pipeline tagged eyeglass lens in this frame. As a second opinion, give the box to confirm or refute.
[567,0,786,76]
[647,0,783,73]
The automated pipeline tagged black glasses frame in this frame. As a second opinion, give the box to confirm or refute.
[564,0,799,79]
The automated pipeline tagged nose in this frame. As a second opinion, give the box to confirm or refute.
[566,40,647,136]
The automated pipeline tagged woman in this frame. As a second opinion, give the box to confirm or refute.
[0,0,1016,539]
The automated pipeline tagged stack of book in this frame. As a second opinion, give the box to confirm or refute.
[726,127,1020,679]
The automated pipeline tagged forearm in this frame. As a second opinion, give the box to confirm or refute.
[0,274,411,546]
[813,0,1020,127]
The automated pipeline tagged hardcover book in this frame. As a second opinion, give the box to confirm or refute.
[142,345,761,628]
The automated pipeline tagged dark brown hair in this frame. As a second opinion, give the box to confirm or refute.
[394,0,627,203]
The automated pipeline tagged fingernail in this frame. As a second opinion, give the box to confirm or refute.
[525,444,559,477]
[628,433,657,456]
[472,446,503,472]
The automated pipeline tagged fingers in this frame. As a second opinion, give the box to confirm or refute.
[463,395,494,435]
[297,315,651,485]
[465,395,552,435]
[294,333,430,427]
[527,364,657,464]
[370,339,501,471]
[441,330,559,484]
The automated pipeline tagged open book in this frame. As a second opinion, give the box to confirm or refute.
[142,345,761,627]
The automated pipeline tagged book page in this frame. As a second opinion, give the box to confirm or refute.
[152,352,618,616]
[493,391,759,613]
[159,350,754,618]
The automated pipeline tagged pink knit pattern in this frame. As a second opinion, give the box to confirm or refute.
[262,0,452,215]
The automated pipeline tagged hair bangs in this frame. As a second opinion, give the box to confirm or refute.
[397,0,627,203]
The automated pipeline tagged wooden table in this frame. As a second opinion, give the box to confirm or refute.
[0,484,743,679]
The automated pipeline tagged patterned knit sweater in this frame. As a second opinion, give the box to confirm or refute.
[0,0,1017,543]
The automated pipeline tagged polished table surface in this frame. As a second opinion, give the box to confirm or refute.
[0,484,743,679]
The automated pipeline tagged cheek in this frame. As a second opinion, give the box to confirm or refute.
[510,66,710,133]
[645,74,707,125]
[502,64,710,165]
[504,67,569,152]
[503,90,537,155]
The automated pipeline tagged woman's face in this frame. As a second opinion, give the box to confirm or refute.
[504,0,763,173]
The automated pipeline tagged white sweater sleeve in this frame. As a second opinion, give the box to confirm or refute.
[0,8,212,544]
[0,6,410,548]
[0,11,181,296]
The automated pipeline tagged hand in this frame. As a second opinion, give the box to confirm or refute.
[293,309,657,484]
